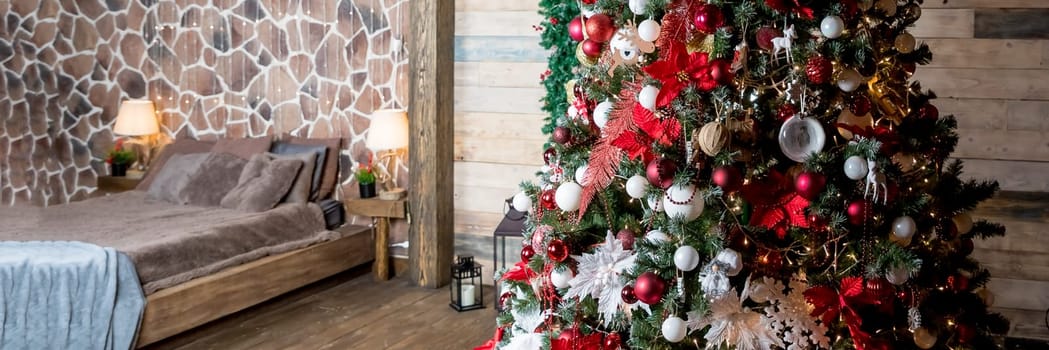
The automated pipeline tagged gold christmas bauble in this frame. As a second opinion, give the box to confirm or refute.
[912,327,937,349]
[565,80,577,104]
[697,122,728,156]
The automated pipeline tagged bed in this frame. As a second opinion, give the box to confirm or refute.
[0,136,376,348]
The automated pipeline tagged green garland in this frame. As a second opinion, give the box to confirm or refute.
[538,0,581,136]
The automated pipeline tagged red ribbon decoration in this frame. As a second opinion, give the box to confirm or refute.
[500,261,537,283]
[805,276,894,350]
[740,171,810,239]
[837,123,900,154]
[764,0,815,20]
[472,327,505,350]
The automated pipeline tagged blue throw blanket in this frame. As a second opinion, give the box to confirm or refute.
[0,241,145,350]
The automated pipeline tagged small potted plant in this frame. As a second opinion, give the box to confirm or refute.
[107,139,135,177]
[356,156,377,199]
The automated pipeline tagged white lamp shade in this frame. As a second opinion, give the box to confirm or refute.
[113,100,159,136]
[366,109,409,151]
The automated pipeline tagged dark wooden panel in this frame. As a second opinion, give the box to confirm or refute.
[409,0,455,288]
[975,9,1049,39]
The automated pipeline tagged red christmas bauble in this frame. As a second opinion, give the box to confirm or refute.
[709,60,730,84]
[692,4,724,34]
[712,166,742,192]
[581,39,603,58]
[948,275,970,291]
[621,285,638,304]
[558,327,582,342]
[540,189,557,211]
[756,26,782,51]
[553,126,573,145]
[585,14,616,43]
[616,229,636,250]
[499,291,514,309]
[521,245,535,262]
[547,239,569,262]
[777,104,798,121]
[543,147,557,165]
[956,323,976,344]
[866,278,894,300]
[806,56,834,84]
[568,16,585,42]
[957,238,975,256]
[794,171,826,200]
[603,333,622,350]
[646,157,677,189]
[919,103,939,120]
[633,272,666,304]
[847,200,867,226]
[850,95,873,116]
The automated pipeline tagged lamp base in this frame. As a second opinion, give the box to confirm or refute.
[379,188,406,200]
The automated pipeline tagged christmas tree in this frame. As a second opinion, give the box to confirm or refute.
[490,0,1010,349]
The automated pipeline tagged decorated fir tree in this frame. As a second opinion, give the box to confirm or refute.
[490,0,1010,349]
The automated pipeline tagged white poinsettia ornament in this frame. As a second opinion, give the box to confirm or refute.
[503,307,547,350]
[565,231,637,325]
[690,280,784,350]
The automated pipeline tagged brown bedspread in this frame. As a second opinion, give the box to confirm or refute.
[0,191,344,294]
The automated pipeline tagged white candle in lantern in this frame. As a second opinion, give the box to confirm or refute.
[460,284,476,306]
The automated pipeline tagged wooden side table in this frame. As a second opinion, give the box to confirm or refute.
[344,198,407,281]
[96,176,142,196]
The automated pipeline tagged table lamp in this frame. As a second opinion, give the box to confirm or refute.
[365,109,409,200]
[113,100,160,175]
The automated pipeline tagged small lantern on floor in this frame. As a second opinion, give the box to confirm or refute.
[450,255,485,312]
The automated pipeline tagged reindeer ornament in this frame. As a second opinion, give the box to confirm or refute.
[771,24,797,65]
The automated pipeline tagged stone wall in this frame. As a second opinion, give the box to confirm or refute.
[0,0,409,206]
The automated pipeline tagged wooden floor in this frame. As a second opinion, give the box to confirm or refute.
[144,266,497,350]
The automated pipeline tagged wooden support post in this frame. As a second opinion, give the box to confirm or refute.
[408,0,454,288]
[374,217,390,281]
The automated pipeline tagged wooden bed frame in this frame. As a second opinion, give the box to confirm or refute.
[135,225,375,347]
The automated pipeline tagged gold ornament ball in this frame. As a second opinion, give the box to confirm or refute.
[565,80,577,103]
[697,122,728,156]
[900,3,922,23]
[913,327,937,349]
[875,0,897,16]
[895,32,916,53]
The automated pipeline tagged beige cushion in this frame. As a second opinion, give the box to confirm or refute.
[219,154,303,212]
[178,153,249,207]
[137,139,216,191]
[146,153,210,204]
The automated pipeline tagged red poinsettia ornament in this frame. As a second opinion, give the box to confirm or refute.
[643,42,734,107]
[765,0,815,19]
[804,276,883,350]
[741,171,810,239]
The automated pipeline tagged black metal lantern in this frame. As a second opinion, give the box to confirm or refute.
[450,255,485,312]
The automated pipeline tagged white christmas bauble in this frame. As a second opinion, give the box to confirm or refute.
[638,19,661,42]
[551,268,574,288]
[593,101,613,129]
[663,184,704,221]
[820,15,845,39]
[661,316,687,343]
[555,182,582,212]
[844,155,869,180]
[715,248,743,276]
[673,245,700,271]
[895,32,916,53]
[886,266,910,285]
[837,68,864,92]
[512,191,532,213]
[574,164,589,185]
[647,194,664,212]
[892,216,917,240]
[876,0,897,16]
[646,229,669,242]
[628,0,649,14]
[953,212,973,234]
[913,327,937,349]
[625,175,649,199]
[638,85,659,111]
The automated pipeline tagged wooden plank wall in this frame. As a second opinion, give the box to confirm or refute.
[913,1,1049,340]
[453,0,545,278]
[451,1,1049,339]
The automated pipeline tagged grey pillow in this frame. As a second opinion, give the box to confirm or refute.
[178,153,249,207]
[220,153,304,212]
[269,152,316,204]
[270,141,327,200]
[146,153,211,204]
